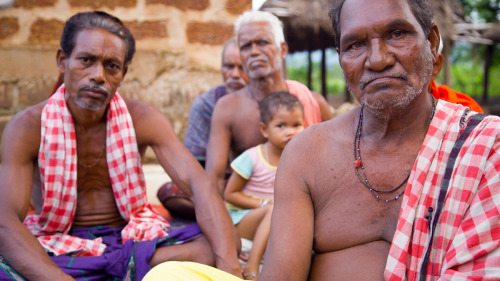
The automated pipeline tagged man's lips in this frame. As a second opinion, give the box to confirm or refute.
[361,76,406,90]
[248,59,267,68]
[81,88,107,97]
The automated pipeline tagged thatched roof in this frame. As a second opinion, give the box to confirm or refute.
[259,0,336,53]
[259,0,497,52]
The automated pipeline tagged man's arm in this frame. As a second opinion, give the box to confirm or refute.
[259,131,315,281]
[130,100,241,277]
[205,98,233,196]
[0,108,74,281]
[311,92,333,122]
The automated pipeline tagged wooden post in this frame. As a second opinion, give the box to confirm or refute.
[443,38,452,86]
[482,44,494,104]
[307,49,312,90]
[321,47,327,98]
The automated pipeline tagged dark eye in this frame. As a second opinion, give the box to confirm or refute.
[107,62,122,71]
[351,41,364,49]
[391,30,405,38]
[257,40,268,46]
[240,43,250,51]
[79,57,90,64]
[277,124,284,128]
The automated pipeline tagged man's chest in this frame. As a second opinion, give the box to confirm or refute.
[309,159,403,254]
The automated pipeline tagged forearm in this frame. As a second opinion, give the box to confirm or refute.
[226,192,262,209]
[192,191,241,276]
[0,219,73,281]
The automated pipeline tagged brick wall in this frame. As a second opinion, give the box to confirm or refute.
[0,0,252,160]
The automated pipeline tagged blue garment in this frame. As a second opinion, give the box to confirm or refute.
[184,85,227,161]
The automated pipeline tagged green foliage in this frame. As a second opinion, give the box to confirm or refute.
[286,49,346,95]
[456,0,500,22]
[287,62,346,95]
[437,43,500,97]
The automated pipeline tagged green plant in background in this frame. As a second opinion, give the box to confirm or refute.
[286,48,346,96]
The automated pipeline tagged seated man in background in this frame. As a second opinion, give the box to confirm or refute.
[183,37,249,168]
[157,37,249,220]
[206,10,333,196]
[0,11,242,281]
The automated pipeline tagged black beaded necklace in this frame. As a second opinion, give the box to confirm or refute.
[353,96,437,202]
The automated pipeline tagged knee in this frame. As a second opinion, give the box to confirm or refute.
[192,237,217,266]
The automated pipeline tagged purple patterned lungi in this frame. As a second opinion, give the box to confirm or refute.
[0,223,202,281]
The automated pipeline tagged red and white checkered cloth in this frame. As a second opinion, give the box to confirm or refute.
[23,85,170,256]
[385,100,500,280]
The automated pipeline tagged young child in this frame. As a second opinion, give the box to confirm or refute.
[224,91,305,280]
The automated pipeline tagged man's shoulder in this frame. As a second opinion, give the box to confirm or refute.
[196,85,227,101]
[122,96,164,123]
[215,87,246,107]
[286,80,310,92]
[9,101,46,128]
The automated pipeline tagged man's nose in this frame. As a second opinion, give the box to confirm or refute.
[250,43,260,55]
[231,66,242,78]
[90,63,105,84]
[365,39,395,71]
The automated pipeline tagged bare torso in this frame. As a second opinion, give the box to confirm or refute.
[30,98,150,229]
[301,107,425,280]
[228,90,266,159]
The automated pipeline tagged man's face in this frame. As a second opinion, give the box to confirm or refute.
[238,22,286,79]
[221,43,249,93]
[57,28,127,111]
[337,0,436,114]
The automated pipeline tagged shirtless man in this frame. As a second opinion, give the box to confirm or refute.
[0,11,241,281]
[259,0,500,280]
[143,0,500,280]
[206,10,333,195]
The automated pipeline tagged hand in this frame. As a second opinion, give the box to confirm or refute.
[216,257,243,279]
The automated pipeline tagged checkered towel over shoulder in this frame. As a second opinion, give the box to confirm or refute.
[385,100,500,280]
[23,85,170,256]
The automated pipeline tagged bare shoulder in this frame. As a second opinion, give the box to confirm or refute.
[122,96,174,145]
[280,107,359,177]
[122,96,164,121]
[2,101,47,160]
[214,89,247,110]
[288,107,358,154]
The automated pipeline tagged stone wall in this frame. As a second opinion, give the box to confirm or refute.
[0,0,252,161]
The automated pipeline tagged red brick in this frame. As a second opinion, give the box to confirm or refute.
[146,0,209,11]
[225,0,252,15]
[0,17,19,40]
[186,21,233,45]
[14,0,57,9]
[67,0,137,9]
[28,19,64,43]
[0,82,13,110]
[125,20,168,40]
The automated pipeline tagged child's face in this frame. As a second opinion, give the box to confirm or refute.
[261,107,305,150]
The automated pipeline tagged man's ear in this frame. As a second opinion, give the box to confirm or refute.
[428,24,440,63]
[280,41,289,59]
[431,54,444,81]
[259,122,269,138]
[56,48,67,74]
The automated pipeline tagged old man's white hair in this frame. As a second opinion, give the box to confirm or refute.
[234,10,285,48]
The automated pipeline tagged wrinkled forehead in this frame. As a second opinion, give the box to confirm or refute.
[237,22,275,43]
[339,0,419,38]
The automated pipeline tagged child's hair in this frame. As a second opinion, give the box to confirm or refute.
[259,91,304,125]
